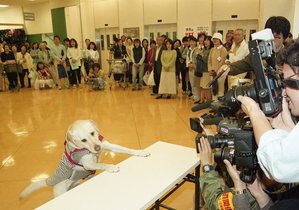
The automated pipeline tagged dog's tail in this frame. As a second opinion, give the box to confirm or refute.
[19,180,47,200]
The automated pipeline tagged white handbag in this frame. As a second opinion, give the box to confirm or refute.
[147,70,155,86]
[143,71,149,85]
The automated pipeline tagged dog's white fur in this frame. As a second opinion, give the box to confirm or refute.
[19,120,150,200]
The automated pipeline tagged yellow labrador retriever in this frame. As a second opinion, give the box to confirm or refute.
[20,120,150,199]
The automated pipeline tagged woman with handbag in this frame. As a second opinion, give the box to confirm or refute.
[67,38,82,88]
[1,44,19,90]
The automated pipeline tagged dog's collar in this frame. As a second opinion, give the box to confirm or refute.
[64,135,105,167]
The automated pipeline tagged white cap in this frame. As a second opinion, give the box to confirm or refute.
[212,32,223,43]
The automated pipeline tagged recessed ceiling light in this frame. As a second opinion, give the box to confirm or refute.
[0,4,9,8]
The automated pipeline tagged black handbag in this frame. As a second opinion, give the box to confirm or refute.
[195,54,204,77]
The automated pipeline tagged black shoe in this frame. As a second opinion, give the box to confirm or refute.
[166,95,171,99]
[155,95,162,99]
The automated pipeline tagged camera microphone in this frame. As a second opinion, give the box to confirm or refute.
[191,101,212,112]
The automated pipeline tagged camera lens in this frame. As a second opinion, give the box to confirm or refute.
[214,147,235,165]
[207,134,235,149]
[223,85,257,113]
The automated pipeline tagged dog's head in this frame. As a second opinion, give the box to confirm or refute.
[66,120,103,153]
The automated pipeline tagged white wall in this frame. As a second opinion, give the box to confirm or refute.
[213,0,259,21]
[119,0,144,38]
[93,0,119,28]
[293,0,299,37]
[65,5,83,47]
[144,0,177,25]
[79,0,96,42]
[259,0,295,30]
[49,0,79,9]
[23,2,53,35]
[177,0,212,39]
[0,7,23,25]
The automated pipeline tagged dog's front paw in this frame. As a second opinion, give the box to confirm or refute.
[134,150,151,157]
[105,164,120,173]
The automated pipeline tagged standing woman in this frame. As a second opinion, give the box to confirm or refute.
[173,39,182,92]
[1,44,19,90]
[147,40,156,73]
[131,39,145,90]
[200,36,214,102]
[126,37,134,83]
[67,38,82,88]
[30,42,40,67]
[142,39,149,73]
[208,33,227,99]
[156,39,177,99]
[17,45,34,88]
[85,41,99,76]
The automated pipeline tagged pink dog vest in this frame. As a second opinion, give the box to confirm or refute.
[64,135,104,167]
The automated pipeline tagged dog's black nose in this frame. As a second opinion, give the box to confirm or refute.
[94,145,101,151]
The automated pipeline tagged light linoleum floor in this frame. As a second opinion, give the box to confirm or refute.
[0,85,205,210]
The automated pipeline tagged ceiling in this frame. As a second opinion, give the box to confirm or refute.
[0,0,48,6]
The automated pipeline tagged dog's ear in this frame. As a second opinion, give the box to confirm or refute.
[89,120,99,133]
[65,124,78,148]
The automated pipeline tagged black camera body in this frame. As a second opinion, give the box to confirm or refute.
[192,117,257,183]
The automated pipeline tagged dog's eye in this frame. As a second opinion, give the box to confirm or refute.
[81,139,87,143]
[90,132,95,136]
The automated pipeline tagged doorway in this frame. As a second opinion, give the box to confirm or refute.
[144,23,177,40]
[95,27,120,73]
[212,20,258,42]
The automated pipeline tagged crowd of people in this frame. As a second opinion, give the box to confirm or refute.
[1,15,299,209]
[0,36,103,91]
[199,16,299,210]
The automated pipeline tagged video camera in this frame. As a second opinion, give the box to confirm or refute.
[191,29,282,184]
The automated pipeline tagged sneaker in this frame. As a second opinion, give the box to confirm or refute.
[73,85,77,89]
[151,93,157,96]
[58,86,62,90]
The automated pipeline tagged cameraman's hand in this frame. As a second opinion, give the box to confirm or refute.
[237,95,263,117]
[247,177,271,208]
[268,93,295,132]
[223,160,246,191]
[199,137,213,166]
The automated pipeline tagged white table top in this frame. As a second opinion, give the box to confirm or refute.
[36,141,200,210]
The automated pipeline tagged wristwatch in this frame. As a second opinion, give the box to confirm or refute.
[203,164,214,173]
[233,189,247,195]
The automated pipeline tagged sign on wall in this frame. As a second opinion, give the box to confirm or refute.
[24,12,35,21]
[184,26,209,37]
[123,27,140,39]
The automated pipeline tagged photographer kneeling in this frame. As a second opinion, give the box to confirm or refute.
[199,137,272,210]
[237,40,299,183]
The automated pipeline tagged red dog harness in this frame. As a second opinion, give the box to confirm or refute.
[64,135,104,167]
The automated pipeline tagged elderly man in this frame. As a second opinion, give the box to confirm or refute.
[226,29,250,88]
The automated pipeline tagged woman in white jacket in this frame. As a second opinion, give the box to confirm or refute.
[85,42,99,76]
[16,45,34,88]
[67,38,82,87]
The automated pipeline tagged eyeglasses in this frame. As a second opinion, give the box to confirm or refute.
[282,73,299,90]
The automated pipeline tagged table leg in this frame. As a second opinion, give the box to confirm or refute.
[194,165,200,210]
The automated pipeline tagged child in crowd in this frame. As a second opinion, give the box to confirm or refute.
[35,62,54,90]
[87,63,106,90]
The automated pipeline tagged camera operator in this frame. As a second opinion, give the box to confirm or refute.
[199,137,272,210]
[237,40,299,183]
[219,16,290,79]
